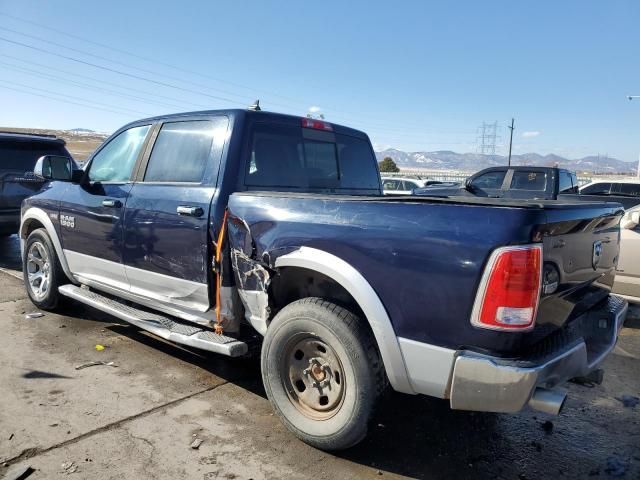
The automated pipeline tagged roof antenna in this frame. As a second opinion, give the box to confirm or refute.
[249,100,261,111]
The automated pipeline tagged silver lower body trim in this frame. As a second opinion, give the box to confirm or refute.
[58,284,247,357]
[76,276,215,327]
[65,250,129,291]
[125,263,210,312]
[397,337,456,398]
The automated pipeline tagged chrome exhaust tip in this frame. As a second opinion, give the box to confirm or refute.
[528,388,567,415]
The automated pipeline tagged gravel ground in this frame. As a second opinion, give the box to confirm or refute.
[0,233,638,479]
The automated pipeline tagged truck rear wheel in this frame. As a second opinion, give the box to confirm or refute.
[261,297,386,450]
[23,228,64,310]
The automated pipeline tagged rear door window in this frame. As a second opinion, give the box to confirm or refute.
[144,120,221,183]
[0,141,69,172]
[510,171,548,191]
[613,183,640,196]
[245,123,380,191]
[581,182,611,194]
[382,179,401,191]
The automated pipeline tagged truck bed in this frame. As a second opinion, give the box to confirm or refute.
[228,191,623,356]
[244,190,625,209]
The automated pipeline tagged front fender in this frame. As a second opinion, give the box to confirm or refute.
[20,206,75,282]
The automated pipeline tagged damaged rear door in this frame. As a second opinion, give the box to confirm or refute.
[122,116,229,312]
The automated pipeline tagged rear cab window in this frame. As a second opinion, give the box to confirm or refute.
[0,140,70,173]
[244,122,381,194]
[510,170,548,191]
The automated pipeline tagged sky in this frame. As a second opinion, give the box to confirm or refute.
[0,1,639,162]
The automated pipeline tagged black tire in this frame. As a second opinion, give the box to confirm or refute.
[23,228,65,310]
[261,297,387,450]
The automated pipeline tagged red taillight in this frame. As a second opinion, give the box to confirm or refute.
[301,118,333,131]
[471,245,542,331]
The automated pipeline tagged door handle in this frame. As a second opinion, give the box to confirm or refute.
[102,199,122,208]
[177,206,204,217]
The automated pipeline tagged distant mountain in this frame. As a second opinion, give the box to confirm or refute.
[69,128,95,133]
[375,149,637,174]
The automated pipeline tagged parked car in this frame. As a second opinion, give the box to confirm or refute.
[381,176,430,194]
[0,131,73,236]
[613,205,640,303]
[20,109,627,450]
[414,166,640,208]
[580,179,640,198]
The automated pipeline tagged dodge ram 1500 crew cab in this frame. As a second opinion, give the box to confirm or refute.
[20,109,627,450]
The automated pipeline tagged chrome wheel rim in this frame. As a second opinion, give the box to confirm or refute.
[282,334,346,420]
[26,241,50,301]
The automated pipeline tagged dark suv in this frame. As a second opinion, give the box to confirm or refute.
[0,132,72,236]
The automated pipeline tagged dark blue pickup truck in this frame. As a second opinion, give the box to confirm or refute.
[19,108,627,450]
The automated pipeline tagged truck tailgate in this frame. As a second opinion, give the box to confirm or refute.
[533,202,623,335]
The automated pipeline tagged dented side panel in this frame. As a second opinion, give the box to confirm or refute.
[226,214,273,334]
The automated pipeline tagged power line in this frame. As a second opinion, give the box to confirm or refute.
[0,36,246,107]
[0,53,214,110]
[0,78,151,116]
[0,25,270,107]
[0,40,475,140]
[0,82,142,117]
[0,17,475,134]
[0,18,490,144]
[0,12,307,107]
[0,61,188,111]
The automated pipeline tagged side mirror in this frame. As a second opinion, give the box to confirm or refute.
[34,155,76,181]
[621,211,640,229]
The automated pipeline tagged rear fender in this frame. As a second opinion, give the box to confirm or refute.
[272,247,415,394]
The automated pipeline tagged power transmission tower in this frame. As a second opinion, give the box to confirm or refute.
[477,121,500,164]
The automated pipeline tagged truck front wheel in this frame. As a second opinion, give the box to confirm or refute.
[261,297,386,450]
[23,228,64,310]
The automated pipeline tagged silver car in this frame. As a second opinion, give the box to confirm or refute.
[613,205,640,302]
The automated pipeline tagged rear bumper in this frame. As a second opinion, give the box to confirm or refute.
[449,294,627,412]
